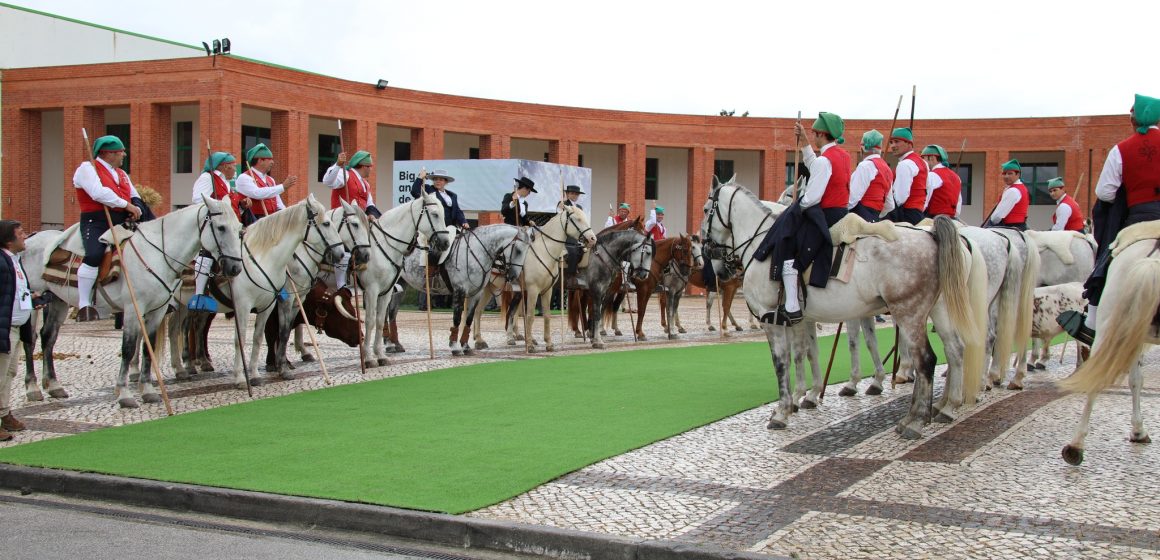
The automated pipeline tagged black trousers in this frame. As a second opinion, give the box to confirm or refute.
[80,210,128,267]
[886,206,924,225]
[850,203,882,223]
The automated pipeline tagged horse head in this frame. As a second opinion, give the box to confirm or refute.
[559,203,597,248]
[503,226,532,283]
[418,190,450,253]
[674,233,693,273]
[337,199,372,266]
[199,197,243,278]
[631,233,655,281]
[306,193,346,265]
[689,234,705,269]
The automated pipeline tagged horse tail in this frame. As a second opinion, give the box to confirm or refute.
[992,238,1022,381]
[961,240,989,405]
[1060,256,1160,394]
[933,216,981,346]
[1012,233,1041,368]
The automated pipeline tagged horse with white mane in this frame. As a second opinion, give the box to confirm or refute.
[702,181,987,438]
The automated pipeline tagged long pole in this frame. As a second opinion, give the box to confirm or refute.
[790,111,801,202]
[559,176,566,350]
[83,128,174,415]
[908,85,916,132]
[953,139,968,172]
[286,267,332,384]
[514,188,531,353]
[819,321,844,401]
[887,95,903,147]
[207,138,254,397]
[336,119,368,376]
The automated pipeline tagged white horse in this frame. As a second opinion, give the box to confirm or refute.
[702,182,987,438]
[169,194,344,388]
[1059,225,1158,465]
[22,199,244,407]
[1026,229,1096,286]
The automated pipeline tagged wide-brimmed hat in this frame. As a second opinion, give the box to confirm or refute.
[564,184,583,194]
[514,177,537,192]
[429,169,455,182]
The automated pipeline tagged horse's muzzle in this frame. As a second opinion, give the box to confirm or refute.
[220,259,242,278]
[351,247,370,266]
[633,269,649,281]
[326,245,345,265]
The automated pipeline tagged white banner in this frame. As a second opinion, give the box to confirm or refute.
[392,159,592,213]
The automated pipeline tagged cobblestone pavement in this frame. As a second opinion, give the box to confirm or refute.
[2,297,1158,559]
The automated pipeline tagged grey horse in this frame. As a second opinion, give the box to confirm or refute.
[585,229,655,349]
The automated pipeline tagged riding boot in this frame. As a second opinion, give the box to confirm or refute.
[76,264,100,322]
[779,261,803,325]
[1058,305,1096,346]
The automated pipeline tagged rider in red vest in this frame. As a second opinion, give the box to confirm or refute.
[188,151,245,313]
[921,145,962,219]
[605,202,631,228]
[645,206,667,241]
[1046,177,1085,231]
[885,127,929,224]
[984,159,1030,230]
[235,143,295,219]
[848,129,895,222]
[72,135,151,322]
[1060,93,1160,345]
[323,150,383,288]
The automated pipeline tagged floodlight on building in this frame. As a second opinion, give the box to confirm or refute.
[202,38,232,57]
[221,38,231,54]
[375,79,389,90]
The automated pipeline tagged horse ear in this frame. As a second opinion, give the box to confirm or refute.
[728,173,738,185]
[712,175,720,188]
[556,200,564,212]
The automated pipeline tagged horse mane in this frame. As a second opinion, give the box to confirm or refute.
[245,198,311,254]
[718,180,772,217]
[599,215,645,235]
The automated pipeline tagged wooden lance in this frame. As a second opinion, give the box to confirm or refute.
[337,119,368,376]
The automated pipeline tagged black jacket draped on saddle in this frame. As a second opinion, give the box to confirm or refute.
[753,200,843,289]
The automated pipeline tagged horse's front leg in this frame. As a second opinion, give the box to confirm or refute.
[136,311,166,404]
[21,311,41,401]
[672,291,686,334]
[590,291,606,349]
[115,315,142,408]
[461,292,482,354]
[658,291,668,333]
[472,286,492,350]
[764,324,794,429]
[634,287,648,341]
[539,289,555,352]
[450,290,465,356]
[505,291,522,346]
[248,307,275,385]
[1129,359,1151,444]
[841,319,864,397]
[232,308,250,389]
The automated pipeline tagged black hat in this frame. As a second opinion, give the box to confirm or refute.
[514,177,537,192]
[564,184,583,194]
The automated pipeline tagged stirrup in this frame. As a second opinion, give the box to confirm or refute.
[76,306,100,322]
[187,294,219,313]
[759,306,803,326]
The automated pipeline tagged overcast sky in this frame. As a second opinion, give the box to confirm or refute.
[14,0,1160,120]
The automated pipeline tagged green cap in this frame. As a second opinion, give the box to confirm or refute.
[811,112,845,144]
[920,144,949,165]
[92,135,125,158]
[890,128,913,142]
[246,143,273,162]
[345,150,373,170]
[1046,177,1065,189]
[203,151,236,173]
[1001,159,1021,172]
[655,206,665,214]
[1132,93,1160,134]
[619,202,631,209]
[861,129,884,151]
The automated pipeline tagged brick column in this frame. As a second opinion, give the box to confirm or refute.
[270,110,310,203]
[982,150,1008,220]
[198,97,241,164]
[617,143,646,214]
[340,119,379,194]
[479,134,510,159]
[131,102,172,213]
[411,127,444,160]
[1,108,41,228]
[686,146,714,234]
[548,139,579,166]
[759,148,784,201]
[62,106,105,226]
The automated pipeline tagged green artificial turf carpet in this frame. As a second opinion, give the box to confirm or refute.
[0,328,992,514]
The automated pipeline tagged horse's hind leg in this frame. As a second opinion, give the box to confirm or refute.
[35,301,71,399]
[1129,360,1151,443]
[841,319,864,397]
[863,316,888,394]
[450,290,465,356]
[801,322,823,408]
[1063,393,1098,465]
[725,285,743,331]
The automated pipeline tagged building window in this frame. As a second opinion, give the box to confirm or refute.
[174,121,194,173]
[952,163,973,205]
[543,152,550,163]
[578,154,584,167]
[106,123,131,174]
[714,159,734,183]
[317,134,341,182]
[394,141,411,161]
[469,147,480,160]
[241,125,271,163]
[645,157,659,200]
[1021,163,1059,205]
[785,161,808,186]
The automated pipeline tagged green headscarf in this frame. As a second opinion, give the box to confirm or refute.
[1132,93,1160,134]
[655,206,665,214]
[1001,159,1021,172]
[246,143,273,163]
[861,129,884,151]
[203,151,236,173]
[811,112,845,144]
[890,128,913,142]
[920,144,949,165]
[91,135,125,158]
[345,150,373,170]
[618,203,631,209]
[1046,177,1065,189]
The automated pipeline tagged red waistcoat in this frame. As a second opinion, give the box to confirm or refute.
[210,172,249,220]
[818,146,851,209]
[77,161,132,213]
[900,152,928,210]
[1117,128,1160,207]
[246,170,280,216]
[1054,194,1085,231]
[330,169,370,210]
[860,157,893,212]
[1002,182,1030,225]
[647,222,666,241]
[926,167,962,217]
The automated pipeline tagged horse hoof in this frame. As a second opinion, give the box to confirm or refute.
[668,334,679,340]
[475,341,489,349]
[507,339,517,346]
[118,397,139,409]
[838,386,857,397]
[200,363,215,373]
[1129,433,1152,444]
[791,404,799,413]
[991,379,1002,388]
[364,360,378,369]
[141,393,161,404]
[592,342,605,349]
[451,349,463,356]
[377,358,389,367]
[708,325,717,332]
[301,354,315,363]
[800,398,817,410]
[545,346,555,353]
[1007,382,1023,391]
[893,375,911,385]
[248,376,265,387]
[767,418,787,430]
[637,333,646,341]
[933,411,955,424]
[462,347,474,355]
[25,390,44,402]
[735,326,743,332]
[234,382,248,390]
[573,331,584,339]
[279,371,296,381]
[865,385,883,396]
[515,334,525,342]
[1061,445,1084,465]
[286,360,297,370]
[750,324,760,330]
[896,425,923,440]
[527,346,538,354]
[614,330,622,336]
[678,327,686,334]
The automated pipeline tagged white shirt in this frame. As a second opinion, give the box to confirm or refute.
[924,164,962,218]
[799,142,837,209]
[890,151,926,209]
[989,181,1025,223]
[235,169,286,210]
[605,215,627,228]
[1094,126,1160,202]
[848,154,895,213]
[191,170,230,205]
[1052,196,1073,231]
[6,249,31,327]
[72,158,139,209]
[322,165,376,207]
[644,209,666,238]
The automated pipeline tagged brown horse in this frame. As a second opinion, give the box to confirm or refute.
[567,216,644,338]
[606,234,693,340]
[681,254,748,333]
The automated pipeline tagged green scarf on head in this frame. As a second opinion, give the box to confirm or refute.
[1132,93,1160,134]
[861,129,884,151]
[345,150,373,170]
[890,128,913,142]
[655,206,665,214]
[811,112,845,144]
[1046,177,1065,188]
[203,151,236,173]
[91,135,125,158]
[1001,159,1021,172]
[920,144,949,165]
[246,143,273,162]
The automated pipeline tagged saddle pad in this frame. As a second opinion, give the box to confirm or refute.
[44,223,83,269]
[1025,230,1084,265]
[42,253,121,288]
[1110,221,1160,257]
[804,244,857,285]
[830,213,900,245]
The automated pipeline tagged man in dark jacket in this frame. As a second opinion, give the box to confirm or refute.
[409,169,468,308]
[0,220,38,440]
[501,177,537,226]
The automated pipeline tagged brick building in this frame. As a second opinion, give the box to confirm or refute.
[0,4,1130,233]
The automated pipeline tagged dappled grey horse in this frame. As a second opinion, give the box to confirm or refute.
[586,229,655,349]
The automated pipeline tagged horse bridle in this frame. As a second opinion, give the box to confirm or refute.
[336,208,371,264]
[363,199,445,294]
[527,208,593,278]
[705,186,772,276]
[592,230,654,280]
